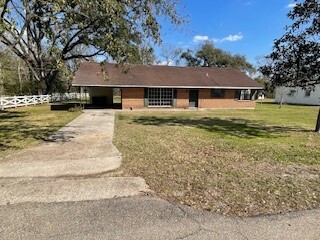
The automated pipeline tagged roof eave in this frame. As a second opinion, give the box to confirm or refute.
[72,83,264,90]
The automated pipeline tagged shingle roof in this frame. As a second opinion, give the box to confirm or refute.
[73,62,263,89]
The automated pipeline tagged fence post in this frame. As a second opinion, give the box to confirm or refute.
[24,95,27,107]
[14,96,17,108]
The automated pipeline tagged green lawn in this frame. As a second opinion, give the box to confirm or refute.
[0,104,81,157]
[114,103,320,217]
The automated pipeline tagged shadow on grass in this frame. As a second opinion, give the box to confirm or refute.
[0,110,29,119]
[0,110,75,152]
[0,124,69,150]
[132,116,308,139]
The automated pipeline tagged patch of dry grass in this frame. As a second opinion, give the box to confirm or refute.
[114,104,320,216]
[0,104,81,157]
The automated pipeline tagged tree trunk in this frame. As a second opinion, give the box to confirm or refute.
[18,62,22,94]
[0,62,3,96]
[44,70,59,95]
[315,107,320,133]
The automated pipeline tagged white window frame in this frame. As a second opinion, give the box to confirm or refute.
[148,88,173,107]
[235,89,251,100]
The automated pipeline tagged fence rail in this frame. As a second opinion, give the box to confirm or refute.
[0,93,89,110]
[50,93,89,102]
[0,95,50,110]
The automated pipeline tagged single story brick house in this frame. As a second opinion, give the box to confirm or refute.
[72,62,263,109]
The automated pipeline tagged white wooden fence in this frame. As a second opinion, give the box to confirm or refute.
[0,93,89,110]
[50,93,89,102]
[0,95,50,110]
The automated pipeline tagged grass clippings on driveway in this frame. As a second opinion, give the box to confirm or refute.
[114,103,320,217]
[0,104,81,157]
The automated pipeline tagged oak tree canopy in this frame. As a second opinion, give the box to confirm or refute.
[0,0,183,93]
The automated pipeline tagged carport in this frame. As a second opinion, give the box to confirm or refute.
[87,86,113,107]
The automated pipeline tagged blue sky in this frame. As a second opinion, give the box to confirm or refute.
[156,0,298,66]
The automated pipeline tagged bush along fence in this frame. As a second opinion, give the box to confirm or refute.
[0,93,89,110]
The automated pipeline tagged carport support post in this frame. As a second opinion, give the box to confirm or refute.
[84,87,88,105]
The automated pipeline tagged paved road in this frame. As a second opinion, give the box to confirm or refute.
[1,196,319,240]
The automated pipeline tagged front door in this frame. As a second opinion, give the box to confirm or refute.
[189,90,199,107]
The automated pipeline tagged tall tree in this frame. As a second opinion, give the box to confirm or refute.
[160,44,182,66]
[0,50,30,95]
[0,0,183,93]
[180,41,255,73]
[127,41,156,65]
[180,49,201,67]
[260,0,320,132]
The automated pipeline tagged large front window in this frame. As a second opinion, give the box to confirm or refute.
[148,88,173,107]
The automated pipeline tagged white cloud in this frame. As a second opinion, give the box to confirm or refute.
[286,2,297,8]
[192,33,243,45]
[193,35,209,43]
[220,33,243,42]
[154,60,174,66]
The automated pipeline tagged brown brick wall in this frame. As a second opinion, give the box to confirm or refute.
[177,89,189,108]
[199,89,255,109]
[122,88,144,109]
[121,88,255,109]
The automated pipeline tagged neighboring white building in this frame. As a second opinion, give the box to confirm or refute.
[275,85,320,106]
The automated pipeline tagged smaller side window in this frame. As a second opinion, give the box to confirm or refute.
[305,89,311,97]
[211,89,225,98]
[288,90,296,97]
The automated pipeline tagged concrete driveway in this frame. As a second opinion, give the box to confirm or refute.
[0,110,121,178]
[0,109,149,204]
